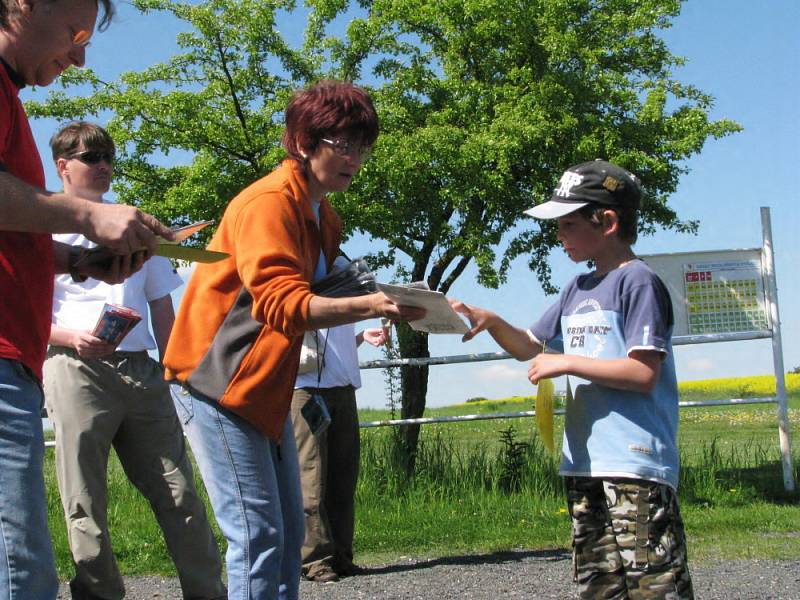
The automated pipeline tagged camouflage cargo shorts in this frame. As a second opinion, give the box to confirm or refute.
[565,476,694,600]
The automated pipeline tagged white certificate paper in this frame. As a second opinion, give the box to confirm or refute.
[377,283,469,334]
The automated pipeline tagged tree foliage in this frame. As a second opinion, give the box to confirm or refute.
[28,0,741,466]
[339,0,739,293]
[28,0,334,236]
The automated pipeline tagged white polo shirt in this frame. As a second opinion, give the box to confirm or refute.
[294,323,362,390]
[51,229,183,353]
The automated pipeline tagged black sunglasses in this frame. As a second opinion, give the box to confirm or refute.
[67,150,115,165]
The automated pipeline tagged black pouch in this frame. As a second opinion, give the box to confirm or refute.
[301,393,331,436]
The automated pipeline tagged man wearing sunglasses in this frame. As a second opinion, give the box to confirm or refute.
[44,121,226,600]
[0,1,175,597]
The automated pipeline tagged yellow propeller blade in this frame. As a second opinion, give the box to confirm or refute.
[535,378,555,452]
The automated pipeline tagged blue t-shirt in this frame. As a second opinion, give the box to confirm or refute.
[530,259,680,488]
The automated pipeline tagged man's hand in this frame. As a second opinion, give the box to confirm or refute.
[362,327,390,347]
[84,202,175,255]
[56,242,149,284]
[79,250,149,285]
[71,330,117,359]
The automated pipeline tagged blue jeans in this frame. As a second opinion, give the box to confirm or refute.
[170,384,304,600]
[0,359,59,599]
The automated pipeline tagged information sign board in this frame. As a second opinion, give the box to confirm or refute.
[640,249,770,337]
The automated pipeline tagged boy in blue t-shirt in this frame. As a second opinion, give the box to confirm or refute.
[454,160,694,599]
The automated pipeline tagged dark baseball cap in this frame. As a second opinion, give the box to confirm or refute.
[524,160,641,220]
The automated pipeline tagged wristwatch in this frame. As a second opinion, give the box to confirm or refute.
[67,245,89,283]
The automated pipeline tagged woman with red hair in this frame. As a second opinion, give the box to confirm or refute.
[163,80,422,599]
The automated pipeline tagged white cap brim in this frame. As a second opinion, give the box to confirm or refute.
[523,200,588,219]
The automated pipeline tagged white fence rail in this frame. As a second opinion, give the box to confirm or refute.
[356,208,794,491]
[44,208,794,491]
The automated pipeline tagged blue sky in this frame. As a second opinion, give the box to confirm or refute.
[27,0,800,408]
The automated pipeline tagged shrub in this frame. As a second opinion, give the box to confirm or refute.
[498,426,530,494]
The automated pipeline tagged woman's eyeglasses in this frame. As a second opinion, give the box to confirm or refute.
[67,150,115,165]
[320,137,372,159]
[72,30,92,48]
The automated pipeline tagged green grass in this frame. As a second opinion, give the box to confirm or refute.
[354,427,568,564]
[44,375,800,579]
[44,449,222,577]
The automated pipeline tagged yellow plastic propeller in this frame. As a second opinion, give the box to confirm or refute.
[535,377,555,453]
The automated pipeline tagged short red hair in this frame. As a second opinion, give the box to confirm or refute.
[282,80,379,161]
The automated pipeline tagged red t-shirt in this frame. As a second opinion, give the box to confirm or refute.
[0,61,55,379]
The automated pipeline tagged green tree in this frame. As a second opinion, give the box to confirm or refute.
[28,0,740,471]
[27,0,337,232]
[331,0,740,467]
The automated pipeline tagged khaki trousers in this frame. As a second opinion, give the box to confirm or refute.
[290,386,359,576]
[43,348,226,600]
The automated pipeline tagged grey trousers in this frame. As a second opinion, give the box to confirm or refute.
[290,386,360,577]
[43,347,226,600]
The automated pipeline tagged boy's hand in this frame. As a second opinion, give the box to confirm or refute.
[450,300,497,342]
[528,353,570,385]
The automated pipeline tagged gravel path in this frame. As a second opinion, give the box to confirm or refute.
[57,551,800,599]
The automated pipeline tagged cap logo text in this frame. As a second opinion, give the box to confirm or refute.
[554,171,584,198]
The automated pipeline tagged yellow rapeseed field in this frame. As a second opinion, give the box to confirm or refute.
[678,373,799,399]
[456,374,799,410]
[450,374,800,428]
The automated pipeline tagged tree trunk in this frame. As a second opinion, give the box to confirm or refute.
[396,322,429,475]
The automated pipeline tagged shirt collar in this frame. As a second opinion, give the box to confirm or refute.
[0,57,25,89]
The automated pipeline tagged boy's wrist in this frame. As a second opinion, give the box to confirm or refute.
[484,312,502,332]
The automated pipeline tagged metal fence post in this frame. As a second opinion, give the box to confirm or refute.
[761,206,794,491]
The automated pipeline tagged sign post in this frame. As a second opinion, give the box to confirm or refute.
[761,207,794,491]
[640,207,793,491]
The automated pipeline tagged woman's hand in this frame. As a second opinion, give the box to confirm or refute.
[369,292,426,322]
[72,331,117,359]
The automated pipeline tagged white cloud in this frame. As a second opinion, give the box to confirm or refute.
[476,363,527,382]
[686,358,714,373]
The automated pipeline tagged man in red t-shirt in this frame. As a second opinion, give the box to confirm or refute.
[0,1,176,596]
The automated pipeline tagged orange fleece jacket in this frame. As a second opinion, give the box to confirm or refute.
[163,160,342,440]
